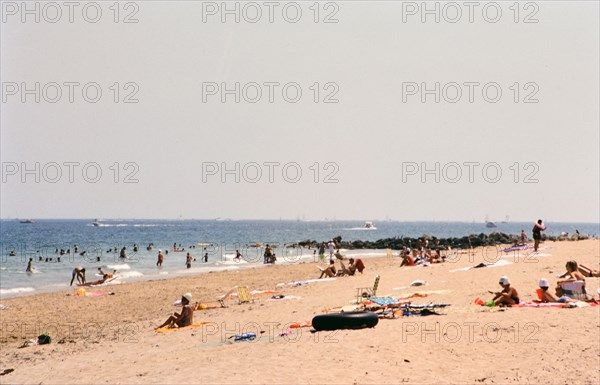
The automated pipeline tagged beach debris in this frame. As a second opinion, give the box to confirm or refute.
[38,334,51,345]
[0,368,15,376]
[18,339,38,348]
[0,304,6,310]
[409,280,427,287]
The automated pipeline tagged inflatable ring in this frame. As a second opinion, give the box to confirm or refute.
[312,311,379,331]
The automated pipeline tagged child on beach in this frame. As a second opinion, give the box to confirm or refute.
[186,253,192,269]
[537,278,560,302]
[488,276,520,306]
[157,293,193,329]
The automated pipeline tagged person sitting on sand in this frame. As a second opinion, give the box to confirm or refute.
[70,267,86,286]
[318,260,336,278]
[157,293,193,329]
[488,276,520,306]
[556,260,587,297]
[334,249,345,261]
[348,258,365,275]
[400,252,416,267]
[537,278,561,303]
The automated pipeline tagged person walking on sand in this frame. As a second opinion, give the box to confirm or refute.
[532,219,546,252]
[156,250,164,267]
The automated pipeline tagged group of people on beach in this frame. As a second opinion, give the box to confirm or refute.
[481,259,598,307]
[68,266,117,287]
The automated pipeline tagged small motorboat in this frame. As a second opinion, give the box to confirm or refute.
[365,221,377,230]
[19,219,34,224]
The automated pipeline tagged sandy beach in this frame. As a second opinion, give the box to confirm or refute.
[1,239,598,384]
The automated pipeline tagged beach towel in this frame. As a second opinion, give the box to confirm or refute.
[368,297,402,306]
[449,260,512,272]
[276,278,336,287]
[502,244,530,252]
[514,301,597,308]
[155,322,209,333]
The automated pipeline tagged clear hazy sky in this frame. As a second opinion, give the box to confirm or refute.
[1,1,598,222]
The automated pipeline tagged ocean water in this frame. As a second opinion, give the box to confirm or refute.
[1,219,598,298]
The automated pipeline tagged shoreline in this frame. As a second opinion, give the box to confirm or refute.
[1,236,596,300]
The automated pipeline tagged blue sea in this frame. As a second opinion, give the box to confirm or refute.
[1,219,598,298]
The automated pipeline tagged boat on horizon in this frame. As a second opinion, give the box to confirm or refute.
[19,219,34,224]
[92,219,102,227]
[365,221,377,230]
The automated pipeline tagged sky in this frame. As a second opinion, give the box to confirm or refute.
[1,1,599,222]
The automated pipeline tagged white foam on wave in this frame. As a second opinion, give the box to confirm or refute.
[107,264,131,270]
[117,271,143,278]
[345,227,378,231]
[0,287,35,295]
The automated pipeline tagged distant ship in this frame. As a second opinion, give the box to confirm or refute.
[484,215,496,228]
[19,219,34,224]
[92,219,101,227]
[365,221,377,230]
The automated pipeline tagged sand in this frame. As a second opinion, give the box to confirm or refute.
[1,239,599,384]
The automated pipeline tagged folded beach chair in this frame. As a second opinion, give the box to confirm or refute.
[372,275,380,297]
[237,286,254,304]
[560,281,587,300]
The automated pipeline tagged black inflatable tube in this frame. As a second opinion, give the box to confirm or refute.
[312,311,379,331]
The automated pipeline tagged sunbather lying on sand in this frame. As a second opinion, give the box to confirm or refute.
[318,260,336,278]
[488,276,520,306]
[578,264,600,278]
[157,293,193,329]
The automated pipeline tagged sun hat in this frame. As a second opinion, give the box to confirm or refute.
[499,276,510,285]
[539,278,549,288]
[182,292,192,302]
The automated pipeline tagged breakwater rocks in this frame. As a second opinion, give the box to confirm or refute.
[297,232,589,250]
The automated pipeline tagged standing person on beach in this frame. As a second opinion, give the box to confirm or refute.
[70,267,86,286]
[318,243,326,263]
[186,253,192,269]
[327,240,335,261]
[532,219,546,252]
[157,250,164,267]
